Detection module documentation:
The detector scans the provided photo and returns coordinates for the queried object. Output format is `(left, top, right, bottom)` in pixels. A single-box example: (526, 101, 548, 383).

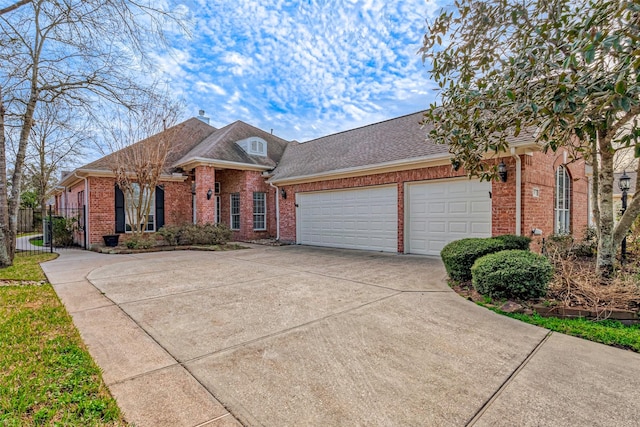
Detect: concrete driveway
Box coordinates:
(43, 245, 640, 426)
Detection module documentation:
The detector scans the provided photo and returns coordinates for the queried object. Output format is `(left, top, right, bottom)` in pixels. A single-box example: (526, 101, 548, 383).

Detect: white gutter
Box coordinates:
(268, 182, 280, 240)
(176, 157, 272, 172)
(511, 147, 522, 236)
(269, 142, 541, 186)
(73, 172, 90, 248)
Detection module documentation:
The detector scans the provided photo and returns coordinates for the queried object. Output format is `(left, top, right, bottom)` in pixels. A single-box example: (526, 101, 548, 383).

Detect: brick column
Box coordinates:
(195, 165, 216, 224)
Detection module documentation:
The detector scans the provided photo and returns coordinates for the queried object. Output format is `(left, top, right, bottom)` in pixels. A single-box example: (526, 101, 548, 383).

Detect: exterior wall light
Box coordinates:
(281, 188, 287, 199)
(207, 188, 213, 200)
(498, 161, 508, 182)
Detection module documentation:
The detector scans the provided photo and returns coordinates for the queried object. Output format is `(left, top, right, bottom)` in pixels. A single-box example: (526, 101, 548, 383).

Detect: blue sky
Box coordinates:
(157, 0, 443, 142)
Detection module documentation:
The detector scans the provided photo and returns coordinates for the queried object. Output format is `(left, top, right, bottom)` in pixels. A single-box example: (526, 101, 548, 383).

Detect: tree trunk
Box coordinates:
(0, 85, 12, 267)
(596, 131, 616, 277)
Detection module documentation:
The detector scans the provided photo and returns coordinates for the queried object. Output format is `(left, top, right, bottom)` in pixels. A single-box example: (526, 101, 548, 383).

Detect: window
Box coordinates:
(77, 190, 84, 208)
(236, 137, 267, 157)
(555, 166, 571, 234)
(253, 192, 266, 230)
(215, 195, 221, 224)
(125, 183, 155, 232)
(214, 182, 221, 194)
(251, 139, 264, 155)
(230, 193, 240, 230)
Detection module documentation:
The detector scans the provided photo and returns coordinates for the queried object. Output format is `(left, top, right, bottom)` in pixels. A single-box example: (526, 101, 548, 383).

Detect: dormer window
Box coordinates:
(237, 137, 267, 157)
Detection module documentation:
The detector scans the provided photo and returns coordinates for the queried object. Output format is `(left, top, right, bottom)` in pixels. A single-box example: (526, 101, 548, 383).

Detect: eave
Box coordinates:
(57, 168, 189, 188)
(269, 143, 539, 186)
(174, 157, 273, 172)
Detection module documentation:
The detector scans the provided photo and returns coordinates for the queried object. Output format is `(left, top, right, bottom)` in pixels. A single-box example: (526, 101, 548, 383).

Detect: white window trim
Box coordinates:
(230, 193, 240, 230)
(215, 195, 221, 225)
(253, 192, 267, 231)
(125, 183, 155, 233)
(555, 166, 571, 234)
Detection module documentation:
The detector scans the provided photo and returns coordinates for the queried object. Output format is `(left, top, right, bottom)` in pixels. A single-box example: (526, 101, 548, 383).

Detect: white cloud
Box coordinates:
(159, 0, 445, 141)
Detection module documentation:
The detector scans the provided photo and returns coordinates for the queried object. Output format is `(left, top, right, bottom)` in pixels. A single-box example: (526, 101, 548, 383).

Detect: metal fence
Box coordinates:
(16, 206, 86, 254)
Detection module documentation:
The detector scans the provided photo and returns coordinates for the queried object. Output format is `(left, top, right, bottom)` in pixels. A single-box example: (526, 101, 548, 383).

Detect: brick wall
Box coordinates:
(194, 165, 216, 224)
(522, 149, 588, 251)
(278, 152, 588, 253)
(83, 177, 192, 246)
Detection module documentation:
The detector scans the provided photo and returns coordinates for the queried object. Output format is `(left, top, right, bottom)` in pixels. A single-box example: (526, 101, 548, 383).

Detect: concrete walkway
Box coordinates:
(42, 246, 640, 426)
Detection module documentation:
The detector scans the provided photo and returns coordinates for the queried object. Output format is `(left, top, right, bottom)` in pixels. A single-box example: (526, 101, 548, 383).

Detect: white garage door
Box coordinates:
(407, 179, 492, 256)
(296, 186, 398, 252)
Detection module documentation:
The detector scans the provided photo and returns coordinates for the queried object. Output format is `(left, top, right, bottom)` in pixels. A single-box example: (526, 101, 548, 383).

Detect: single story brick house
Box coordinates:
(56, 111, 589, 254)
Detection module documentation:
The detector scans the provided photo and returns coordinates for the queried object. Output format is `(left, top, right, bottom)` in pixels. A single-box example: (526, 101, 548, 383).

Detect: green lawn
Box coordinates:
(492, 309, 640, 352)
(0, 253, 126, 426)
(29, 237, 44, 247)
(0, 252, 57, 281)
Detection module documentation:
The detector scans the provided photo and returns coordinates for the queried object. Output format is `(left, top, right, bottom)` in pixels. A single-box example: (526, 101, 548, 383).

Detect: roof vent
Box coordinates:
(196, 110, 210, 125)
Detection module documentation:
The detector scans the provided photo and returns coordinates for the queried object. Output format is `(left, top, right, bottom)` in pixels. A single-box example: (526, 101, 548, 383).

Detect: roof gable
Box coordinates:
(81, 117, 217, 174)
(173, 120, 289, 169)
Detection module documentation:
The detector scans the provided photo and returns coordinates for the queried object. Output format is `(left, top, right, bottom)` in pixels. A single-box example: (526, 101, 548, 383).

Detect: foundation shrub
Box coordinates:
(493, 234, 532, 250)
(471, 250, 553, 300)
(157, 223, 232, 246)
(125, 234, 155, 249)
(441, 238, 507, 282)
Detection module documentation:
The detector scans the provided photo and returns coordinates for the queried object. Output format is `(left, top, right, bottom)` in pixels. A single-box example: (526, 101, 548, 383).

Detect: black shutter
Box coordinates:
(155, 185, 164, 230)
(115, 185, 125, 233)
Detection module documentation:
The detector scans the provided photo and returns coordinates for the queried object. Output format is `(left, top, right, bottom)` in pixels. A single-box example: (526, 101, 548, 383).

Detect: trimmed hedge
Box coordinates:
(493, 234, 531, 250)
(471, 250, 553, 300)
(157, 223, 232, 246)
(440, 238, 506, 282)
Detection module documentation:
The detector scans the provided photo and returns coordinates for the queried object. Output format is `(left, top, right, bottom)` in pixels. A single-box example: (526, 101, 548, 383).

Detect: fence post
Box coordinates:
(48, 205, 53, 254)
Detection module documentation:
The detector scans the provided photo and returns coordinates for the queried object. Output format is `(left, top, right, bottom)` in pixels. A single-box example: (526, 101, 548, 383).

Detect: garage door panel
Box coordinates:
(408, 179, 492, 256)
(297, 186, 398, 252)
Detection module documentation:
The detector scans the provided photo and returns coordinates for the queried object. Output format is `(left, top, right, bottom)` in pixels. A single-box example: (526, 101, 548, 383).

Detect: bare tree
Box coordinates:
(102, 94, 182, 237)
(21, 101, 89, 214)
(0, 0, 186, 266)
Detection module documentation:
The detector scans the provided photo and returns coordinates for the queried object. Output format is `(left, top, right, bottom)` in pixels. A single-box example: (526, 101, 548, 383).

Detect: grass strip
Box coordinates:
(490, 308, 640, 352)
(0, 254, 126, 426)
(0, 252, 58, 281)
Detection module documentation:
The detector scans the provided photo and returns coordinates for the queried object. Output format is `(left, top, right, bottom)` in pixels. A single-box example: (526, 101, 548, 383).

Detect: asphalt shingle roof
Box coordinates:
(82, 118, 218, 173)
(269, 110, 538, 181)
(175, 120, 289, 168)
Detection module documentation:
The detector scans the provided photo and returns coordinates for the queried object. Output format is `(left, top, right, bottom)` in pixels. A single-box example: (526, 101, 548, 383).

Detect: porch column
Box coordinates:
(194, 165, 216, 224)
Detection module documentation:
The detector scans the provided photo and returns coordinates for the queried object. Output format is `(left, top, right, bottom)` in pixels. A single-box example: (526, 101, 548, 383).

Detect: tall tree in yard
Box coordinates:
(421, 0, 640, 276)
(102, 94, 182, 237)
(23, 101, 89, 214)
(0, 0, 185, 266)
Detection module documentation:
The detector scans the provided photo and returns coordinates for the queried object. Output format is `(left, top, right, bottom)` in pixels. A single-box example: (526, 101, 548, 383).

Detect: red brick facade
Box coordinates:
(66, 168, 278, 247)
(278, 149, 589, 253)
(61, 148, 588, 252)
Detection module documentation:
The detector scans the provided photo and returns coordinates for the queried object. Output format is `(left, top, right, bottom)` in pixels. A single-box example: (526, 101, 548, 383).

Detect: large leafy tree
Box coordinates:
(420, 0, 640, 276)
(0, 0, 185, 266)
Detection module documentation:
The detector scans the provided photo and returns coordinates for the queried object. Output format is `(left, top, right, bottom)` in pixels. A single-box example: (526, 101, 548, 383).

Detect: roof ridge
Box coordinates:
(299, 110, 427, 145)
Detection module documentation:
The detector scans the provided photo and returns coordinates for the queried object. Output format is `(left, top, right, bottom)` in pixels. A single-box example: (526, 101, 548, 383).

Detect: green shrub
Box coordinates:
(573, 227, 597, 257)
(125, 234, 155, 249)
(441, 238, 506, 282)
(157, 223, 232, 246)
(51, 216, 77, 247)
(156, 224, 180, 245)
(493, 234, 531, 250)
(471, 250, 553, 300)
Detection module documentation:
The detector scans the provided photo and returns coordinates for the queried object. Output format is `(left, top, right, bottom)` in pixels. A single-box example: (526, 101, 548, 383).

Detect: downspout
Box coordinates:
(510, 147, 522, 236)
(73, 172, 89, 248)
(268, 182, 280, 241)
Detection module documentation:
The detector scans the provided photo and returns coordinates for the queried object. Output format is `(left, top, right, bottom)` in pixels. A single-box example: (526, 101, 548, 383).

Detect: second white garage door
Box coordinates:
(296, 186, 397, 252)
(407, 178, 492, 256)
